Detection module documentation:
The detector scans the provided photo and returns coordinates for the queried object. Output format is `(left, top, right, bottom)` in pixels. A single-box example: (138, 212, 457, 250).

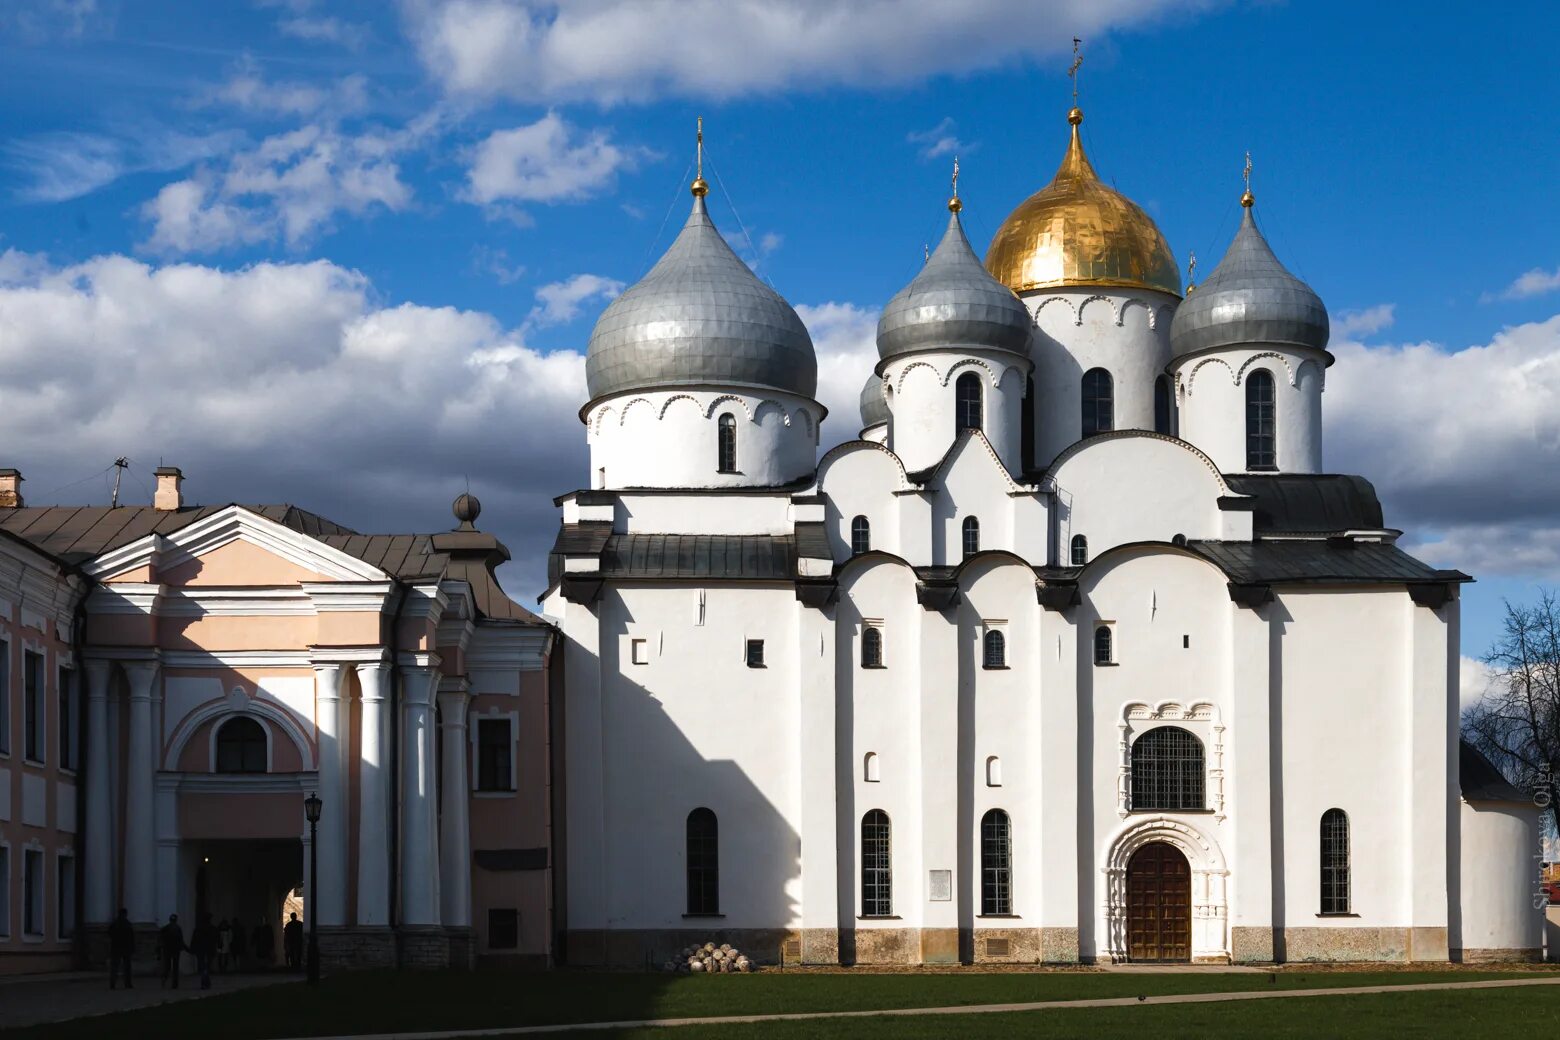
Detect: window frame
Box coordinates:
(1081, 367, 1114, 437)
(685, 807, 720, 916)
(1320, 808, 1352, 915)
(745, 639, 766, 668)
(0, 637, 10, 757)
(57, 664, 77, 772)
(1245, 369, 1277, 471)
(56, 851, 76, 941)
(717, 413, 738, 474)
(22, 847, 43, 938)
(850, 515, 871, 556)
(1093, 624, 1114, 666)
(860, 809, 893, 918)
(961, 516, 980, 559)
(1070, 534, 1088, 567)
(0, 843, 9, 937)
(980, 809, 1013, 916)
(487, 907, 519, 950)
(214, 715, 268, 774)
(1154, 374, 1174, 435)
(475, 716, 516, 793)
(860, 625, 885, 669)
(982, 628, 1007, 670)
(23, 648, 44, 764)
(1129, 725, 1207, 812)
(955, 372, 983, 433)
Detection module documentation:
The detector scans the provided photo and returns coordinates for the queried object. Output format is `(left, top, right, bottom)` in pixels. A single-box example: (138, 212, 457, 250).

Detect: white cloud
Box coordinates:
(797, 302, 881, 445)
(463, 113, 634, 206)
(1, 0, 113, 43)
(1459, 655, 1493, 710)
(277, 14, 371, 49)
(530, 273, 625, 325)
(400, 0, 1218, 104)
(210, 55, 369, 118)
(1331, 303, 1395, 338)
(1484, 266, 1560, 303)
(4, 129, 242, 203)
(908, 118, 966, 160)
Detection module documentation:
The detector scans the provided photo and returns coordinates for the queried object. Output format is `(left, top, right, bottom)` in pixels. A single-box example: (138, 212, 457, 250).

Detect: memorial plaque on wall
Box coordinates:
(928, 869, 952, 901)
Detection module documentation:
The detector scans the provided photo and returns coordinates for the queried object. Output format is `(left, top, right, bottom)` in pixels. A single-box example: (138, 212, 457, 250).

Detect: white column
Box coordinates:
(1036, 609, 1079, 962)
(1406, 594, 1453, 960)
(121, 660, 159, 924)
(356, 662, 392, 927)
(310, 662, 348, 927)
(918, 602, 958, 962)
(437, 682, 472, 928)
(83, 659, 116, 925)
(796, 601, 838, 963)
(399, 660, 442, 926)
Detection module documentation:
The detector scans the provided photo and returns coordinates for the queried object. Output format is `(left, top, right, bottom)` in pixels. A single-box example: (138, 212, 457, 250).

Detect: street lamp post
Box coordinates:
(304, 791, 322, 985)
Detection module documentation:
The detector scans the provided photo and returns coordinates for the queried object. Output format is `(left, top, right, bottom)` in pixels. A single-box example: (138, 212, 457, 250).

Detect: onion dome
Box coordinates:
(984, 108, 1180, 297)
(1169, 193, 1330, 359)
(877, 206, 1032, 363)
(584, 193, 817, 404)
(859, 373, 889, 429)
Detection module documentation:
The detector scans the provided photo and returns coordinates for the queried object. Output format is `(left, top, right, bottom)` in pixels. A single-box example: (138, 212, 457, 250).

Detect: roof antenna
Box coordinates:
(110, 457, 129, 509)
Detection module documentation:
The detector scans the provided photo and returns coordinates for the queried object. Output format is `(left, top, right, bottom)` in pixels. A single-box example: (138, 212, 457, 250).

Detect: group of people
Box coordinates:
(107, 908, 308, 989)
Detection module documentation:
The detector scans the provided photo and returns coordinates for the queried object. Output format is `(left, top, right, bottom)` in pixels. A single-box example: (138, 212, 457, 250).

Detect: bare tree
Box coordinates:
(1462, 589, 1560, 835)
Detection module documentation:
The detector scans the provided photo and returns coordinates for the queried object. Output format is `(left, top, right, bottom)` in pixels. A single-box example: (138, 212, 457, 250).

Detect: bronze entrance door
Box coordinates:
(1126, 841, 1191, 962)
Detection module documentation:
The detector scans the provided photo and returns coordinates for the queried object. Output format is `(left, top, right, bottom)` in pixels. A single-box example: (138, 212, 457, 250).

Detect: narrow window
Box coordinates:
(861, 809, 892, 916)
(1320, 808, 1351, 914)
(1246, 370, 1277, 470)
(58, 666, 75, 770)
(1070, 534, 1088, 567)
(717, 413, 738, 473)
(630, 638, 649, 665)
(985, 755, 1002, 787)
(23, 650, 43, 762)
(863, 752, 880, 783)
(851, 515, 871, 555)
(686, 808, 719, 915)
(215, 716, 267, 774)
(1154, 374, 1173, 435)
(955, 372, 983, 433)
(57, 854, 76, 939)
(0, 847, 9, 936)
(477, 718, 514, 792)
(0, 639, 10, 756)
(1093, 625, 1113, 665)
(1021, 375, 1036, 473)
(981, 809, 1013, 915)
(1081, 368, 1114, 437)
(23, 849, 43, 936)
(861, 627, 884, 669)
(983, 630, 1006, 669)
(1129, 726, 1206, 811)
(487, 908, 519, 949)
(962, 516, 980, 559)
(745, 639, 765, 668)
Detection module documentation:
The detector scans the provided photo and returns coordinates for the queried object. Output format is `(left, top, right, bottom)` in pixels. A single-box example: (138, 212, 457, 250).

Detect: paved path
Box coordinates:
(274, 975, 1560, 1040)
(0, 969, 293, 1030)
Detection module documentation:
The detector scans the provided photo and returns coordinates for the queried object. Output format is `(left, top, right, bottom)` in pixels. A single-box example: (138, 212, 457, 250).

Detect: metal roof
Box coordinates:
(1187, 539, 1463, 585)
(1223, 474, 1384, 533)
(1459, 741, 1532, 803)
(599, 533, 796, 580)
(0, 504, 353, 563)
(859, 372, 889, 429)
(584, 196, 817, 404)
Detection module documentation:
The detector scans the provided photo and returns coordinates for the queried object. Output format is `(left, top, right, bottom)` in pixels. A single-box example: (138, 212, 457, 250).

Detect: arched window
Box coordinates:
(861, 627, 884, 668)
(1081, 368, 1114, 437)
(962, 516, 980, 559)
(1320, 808, 1351, 914)
(851, 515, 871, 555)
(215, 716, 267, 774)
(861, 809, 892, 916)
(1130, 726, 1205, 811)
(1246, 370, 1276, 470)
(983, 630, 1006, 669)
(1093, 625, 1113, 665)
(863, 752, 880, 783)
(686, 808, 719, 915)
(1154, 375, 1173, 435)
(955, 372, 983, 433)
(1070, 534, 1088, 567)
(981, 809, 1012, 916)
(717, 413, 738, 473)
(1021, 375, 1036, 473)
(985, 755, 1002, 787)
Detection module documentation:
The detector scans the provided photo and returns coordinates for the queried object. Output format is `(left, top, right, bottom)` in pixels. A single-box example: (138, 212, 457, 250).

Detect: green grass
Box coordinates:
(8, 967, 1557, 1039)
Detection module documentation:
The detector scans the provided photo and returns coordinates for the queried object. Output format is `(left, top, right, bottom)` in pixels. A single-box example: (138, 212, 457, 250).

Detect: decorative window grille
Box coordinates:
(1246, 370, 1277, 470)
(962, 517, 980, 559)
(1094, 625, 1113, 665)
(861, 809, 892, 916)
(981, 809, 1012, 915)
(717, 413, 738, 473)
(1129, 726, 1206, 811)
(1082, 368, 1114, 436)
(851, 515, 871, 555)
(686, 808, 719, 915)
(215, 717, 267, 774)
(477, 718, 514, 792)
(1070, 534, 1088, 567)
(1320, 808, 1351, 914)
(861, 627, 884, 669)
(955, 373, 983, 432)
(983, 630, 1006, 669)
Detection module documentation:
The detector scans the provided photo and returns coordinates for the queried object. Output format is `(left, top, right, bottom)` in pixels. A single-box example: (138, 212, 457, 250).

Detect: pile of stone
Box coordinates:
(665, 942, 754, 973)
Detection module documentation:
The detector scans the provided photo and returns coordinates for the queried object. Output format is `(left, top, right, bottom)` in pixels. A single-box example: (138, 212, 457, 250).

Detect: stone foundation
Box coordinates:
(319, 927, 396, 970)
(565, 928, 794, 968)
(1452, 946, 1542, 964)
(1283, 926, 1410, 962)
(396, 925, 475, 970)
(972, 925, 1042, 964)
(1039, 926, 1079, 964)
(1231, 925, 1275, 963)
(848, 927, 919, 964)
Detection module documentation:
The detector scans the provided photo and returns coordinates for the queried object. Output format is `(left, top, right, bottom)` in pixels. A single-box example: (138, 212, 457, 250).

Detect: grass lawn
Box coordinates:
(8, 966, 1557, 1039)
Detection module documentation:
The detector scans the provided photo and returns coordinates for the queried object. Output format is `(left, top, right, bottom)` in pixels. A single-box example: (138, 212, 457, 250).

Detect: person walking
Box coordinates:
(190, 913, 219, 990)
(216, 918, 232, 972)
(228, 917, 244, 972)
(283, 912, 304, 971)
(108, 908, 135, 989)
(157, 914, 186, 989)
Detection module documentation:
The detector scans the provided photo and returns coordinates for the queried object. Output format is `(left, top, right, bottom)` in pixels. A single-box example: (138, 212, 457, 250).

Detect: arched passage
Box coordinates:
(1126, 842, 1190, 962)
(1103, 815, 1228, 962)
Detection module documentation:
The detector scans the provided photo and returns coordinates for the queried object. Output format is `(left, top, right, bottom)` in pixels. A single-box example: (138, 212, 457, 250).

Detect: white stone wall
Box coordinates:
(881, 350, 1029, 476)
(1172, 348, 1328, 475)
(1458, 799, 1543, 956)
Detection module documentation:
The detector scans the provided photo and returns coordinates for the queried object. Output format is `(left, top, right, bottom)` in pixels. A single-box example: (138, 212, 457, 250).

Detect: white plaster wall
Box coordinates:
(862, 423, 888, 445)
(931, 437, 1022, 567)
(1458, 800, 1542, 953)
(1027, 288, 1179, 469)
(883, 350, 1028, 476)
(817, 446, 908, 560)
(614, 493, 797, 536)
(587, 389, 821, 490)
(1173, 349, 1328, 475)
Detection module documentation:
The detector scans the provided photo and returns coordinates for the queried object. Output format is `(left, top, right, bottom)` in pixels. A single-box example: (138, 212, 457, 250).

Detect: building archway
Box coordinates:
(1126, 842, 1190, 962)
(1103, 815, 1228, 962)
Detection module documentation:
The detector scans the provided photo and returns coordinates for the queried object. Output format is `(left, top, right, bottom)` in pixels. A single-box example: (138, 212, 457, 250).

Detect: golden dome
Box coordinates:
(984, 109, 1181, 297)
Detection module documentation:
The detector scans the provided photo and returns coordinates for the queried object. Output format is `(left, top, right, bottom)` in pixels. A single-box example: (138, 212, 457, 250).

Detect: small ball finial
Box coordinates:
(1068, 107, 1083, 126)
(691, 177, 709, 198)
(947, 196, 962, 213)
(452, 491, 482, 529)
(1240, 190, 1255, 208)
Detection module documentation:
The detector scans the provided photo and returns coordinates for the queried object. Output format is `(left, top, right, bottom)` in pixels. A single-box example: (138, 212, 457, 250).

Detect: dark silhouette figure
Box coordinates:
(157, 914, 186, 989)
(251, 917, 274, 965)
(283, 912, 304, 971)
(216, 918, 233, 972)
(108, 908, 135, 989)
(228, 917, 244, 971)
(190, 913, 219, 990)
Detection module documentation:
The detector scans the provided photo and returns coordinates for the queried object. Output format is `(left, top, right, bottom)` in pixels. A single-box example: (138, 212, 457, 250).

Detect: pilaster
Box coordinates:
(83, 658, 116, 924)
(1229, 600, 1274, 962)
(437, 679, 472, 928)
(399, 653, 442, 926)
(356, 660, 393, 927)
(309, 660, 349, 927)
(121, 658, 160, 924)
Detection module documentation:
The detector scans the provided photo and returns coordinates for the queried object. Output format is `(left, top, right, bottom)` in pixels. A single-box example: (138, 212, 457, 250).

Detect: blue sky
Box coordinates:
(2, 0, 1558, 667)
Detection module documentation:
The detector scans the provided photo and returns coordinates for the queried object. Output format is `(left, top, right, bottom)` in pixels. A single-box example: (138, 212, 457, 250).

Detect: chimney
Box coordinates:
(154, 466, 184, 511)
(0, 469, 22, 508)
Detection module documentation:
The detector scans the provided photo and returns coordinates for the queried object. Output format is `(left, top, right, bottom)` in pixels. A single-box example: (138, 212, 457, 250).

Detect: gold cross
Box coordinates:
(697, 116, 704, 181)
(952, 155, 960, 198)
(1068, 37, 1083, 103)
(1243, 151, 1252, 194)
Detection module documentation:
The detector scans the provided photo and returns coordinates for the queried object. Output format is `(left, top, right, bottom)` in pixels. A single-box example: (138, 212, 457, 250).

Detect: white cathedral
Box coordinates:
(541, 107, 1543, 965)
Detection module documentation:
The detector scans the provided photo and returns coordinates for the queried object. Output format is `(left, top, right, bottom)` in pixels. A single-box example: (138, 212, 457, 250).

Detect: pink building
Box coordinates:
(0, 467, 555, 972)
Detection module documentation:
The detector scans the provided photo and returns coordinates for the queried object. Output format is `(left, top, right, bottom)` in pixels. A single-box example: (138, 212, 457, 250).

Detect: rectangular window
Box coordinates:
(57, 855, 76, 940)
(487, 908, 519, 950)
(630, 638, 649, 665)
(23, 650, 44, 763)
(745, 639, 765, 668)
(0, 638, 9, 756)
(0, 846, 10, 936)
(23, 848, 44, 936)
(58, 666, 76, 770)
(476, 718, 514, 792)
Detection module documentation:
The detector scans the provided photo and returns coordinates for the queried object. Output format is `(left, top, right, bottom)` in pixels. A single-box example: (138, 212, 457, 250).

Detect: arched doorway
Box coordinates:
(1126, 841, 1190, 962)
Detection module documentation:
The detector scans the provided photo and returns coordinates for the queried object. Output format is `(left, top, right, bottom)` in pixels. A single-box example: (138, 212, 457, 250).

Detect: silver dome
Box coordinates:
(859, 372, 889, 429)
(877, 210, 1032, 363)
(585, 196, 817, 404)
(1170, 204, 1329, 359)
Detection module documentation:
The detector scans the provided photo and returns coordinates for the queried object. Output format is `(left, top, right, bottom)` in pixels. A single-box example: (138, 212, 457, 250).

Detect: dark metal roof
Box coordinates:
(600, 533, 795, 580)
(1187, 539, 1466, 585)
(1223, 474, 1385, 533)
(860, 372, 890, 428)
(795, 521, 830, 561)
(1459, 740, 1532, 803)
(0, 504, 355, 563)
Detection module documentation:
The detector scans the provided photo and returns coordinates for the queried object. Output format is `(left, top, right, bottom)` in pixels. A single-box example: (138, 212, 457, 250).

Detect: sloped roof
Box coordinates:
(1223, 474, 1385, 533)
(1188, 539, 1465, 585)
(1459, 740, 1533, 804)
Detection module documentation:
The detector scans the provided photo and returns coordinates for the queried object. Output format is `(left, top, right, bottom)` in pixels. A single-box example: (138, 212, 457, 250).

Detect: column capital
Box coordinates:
(122, 659, 161, 700)
(355, 660, 392, 702)
(84, 657, 115, 696)
(400, 662, 441, 709)
(310, 660, 346, 702)
(437, 685, 471, 727)
(309, 645, 390, 665)
(397, 650, 442, 671)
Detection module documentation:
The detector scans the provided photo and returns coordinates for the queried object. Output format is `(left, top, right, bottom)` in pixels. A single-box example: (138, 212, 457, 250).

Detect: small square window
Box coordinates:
(630, 638, 649, 665)
(745, 639, 765, 668)
(487, 908, 519, 950)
